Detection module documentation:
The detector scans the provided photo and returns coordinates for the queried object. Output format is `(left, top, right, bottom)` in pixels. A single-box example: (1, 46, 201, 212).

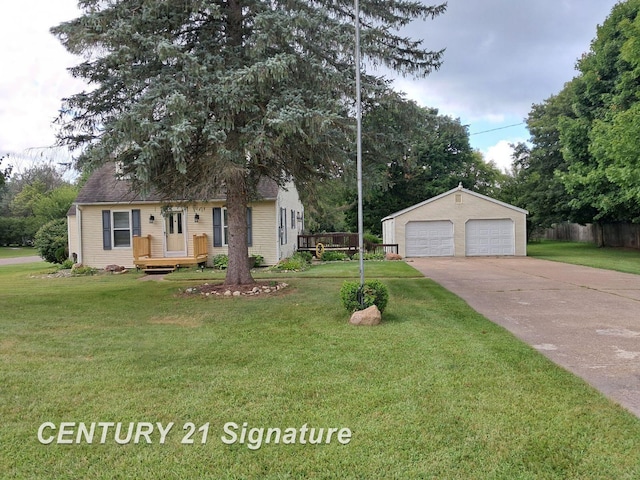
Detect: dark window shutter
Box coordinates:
(213, 208, 222, 247)
(247, 207, 252, 247)
(102, 210, 112, 250)
(132, 209, 141, 237)
(280, 208, 287, 245)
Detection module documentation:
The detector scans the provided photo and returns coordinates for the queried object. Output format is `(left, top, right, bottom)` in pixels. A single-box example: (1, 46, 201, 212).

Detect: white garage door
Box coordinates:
(405, 221, 454, 257)
(465, 219, 514, 256)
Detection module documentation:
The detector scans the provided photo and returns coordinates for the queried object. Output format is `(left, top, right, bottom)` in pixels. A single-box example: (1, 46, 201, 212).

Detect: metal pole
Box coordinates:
(355, 0, 365, 296)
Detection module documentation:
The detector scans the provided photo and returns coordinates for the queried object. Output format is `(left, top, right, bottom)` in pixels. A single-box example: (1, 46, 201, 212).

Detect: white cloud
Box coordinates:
(483, 140, 521, 173)
(0, 1, 85, 159)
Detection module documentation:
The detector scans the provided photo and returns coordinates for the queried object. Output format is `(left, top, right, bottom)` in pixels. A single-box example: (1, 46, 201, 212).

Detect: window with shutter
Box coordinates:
(213, 207, 253, 247)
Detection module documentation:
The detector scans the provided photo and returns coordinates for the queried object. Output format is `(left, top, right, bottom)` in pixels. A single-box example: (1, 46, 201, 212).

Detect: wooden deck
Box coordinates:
(133, 234, 208, 272)
(297, 233, 359, 256)
(297, 233, 398, 256)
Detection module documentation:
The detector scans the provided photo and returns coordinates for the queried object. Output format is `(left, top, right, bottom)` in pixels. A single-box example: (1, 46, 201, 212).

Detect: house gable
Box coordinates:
(382, 184, 528, 221)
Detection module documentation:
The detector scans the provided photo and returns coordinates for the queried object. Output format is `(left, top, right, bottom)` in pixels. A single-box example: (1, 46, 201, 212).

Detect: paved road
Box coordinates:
(0, 256, 43, 266)
(409, 257, 640, 417)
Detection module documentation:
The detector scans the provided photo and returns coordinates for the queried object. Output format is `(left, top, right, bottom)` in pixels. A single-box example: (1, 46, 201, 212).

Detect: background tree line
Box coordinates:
(502, 0, 640, 237)
(304, 92, 505, 236)
(6, 0, 639, 258)
(0, 159, 78, 246)
(311, 0, 640, 239)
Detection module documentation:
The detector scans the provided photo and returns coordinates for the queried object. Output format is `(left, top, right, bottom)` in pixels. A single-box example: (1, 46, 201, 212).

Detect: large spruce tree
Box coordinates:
(52, 0, 445, 284)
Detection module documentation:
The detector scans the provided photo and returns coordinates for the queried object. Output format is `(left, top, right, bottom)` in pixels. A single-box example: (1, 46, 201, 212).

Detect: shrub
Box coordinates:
(353, 252, 386, 261)
(34, 218, 68, 264)
(340, 279, 389, 313)
(273, 251, 312, 271)
(363, 232, 382, 245)
(60, 259, 74, 269)
(273, 256, 307, 271)
(251, 254, 264, 267)
(320, 251, 348, 262)
(212, 254, 229, 270)
(295, 250, 313, 263)
(72, 265, 97, 276)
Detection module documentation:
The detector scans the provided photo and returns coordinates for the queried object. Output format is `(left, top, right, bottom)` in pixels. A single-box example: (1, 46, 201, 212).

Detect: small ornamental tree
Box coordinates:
(34, 218, 68, 264)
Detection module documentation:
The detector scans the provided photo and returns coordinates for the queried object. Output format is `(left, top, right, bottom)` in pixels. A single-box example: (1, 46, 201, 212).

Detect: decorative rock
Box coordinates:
(349, 305, 382, 326)
(224, 290, 232, 296)
(233, 291, 241, 297)
(385, 253, 402, 261)
(105, 264, 126, 272)
(252, 287, 260, 293)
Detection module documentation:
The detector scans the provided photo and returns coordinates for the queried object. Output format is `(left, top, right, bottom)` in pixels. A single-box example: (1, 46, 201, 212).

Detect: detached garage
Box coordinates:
(382, 184, 528, 257)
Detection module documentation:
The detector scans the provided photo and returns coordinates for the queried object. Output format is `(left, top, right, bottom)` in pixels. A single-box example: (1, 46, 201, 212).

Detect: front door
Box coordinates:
(164, 209, 186, 256)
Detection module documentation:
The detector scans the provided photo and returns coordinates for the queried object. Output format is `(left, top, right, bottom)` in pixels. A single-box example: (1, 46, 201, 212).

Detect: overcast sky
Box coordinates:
(0, 0, 622, 175)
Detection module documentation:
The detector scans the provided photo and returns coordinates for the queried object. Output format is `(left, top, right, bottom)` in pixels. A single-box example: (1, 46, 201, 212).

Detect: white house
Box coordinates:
(67, 163, 304, 268)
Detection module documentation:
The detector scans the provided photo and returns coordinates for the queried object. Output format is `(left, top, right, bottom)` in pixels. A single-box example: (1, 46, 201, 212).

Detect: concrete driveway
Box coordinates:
(0, 256, 42, 266)
(409, 257, 640, 417)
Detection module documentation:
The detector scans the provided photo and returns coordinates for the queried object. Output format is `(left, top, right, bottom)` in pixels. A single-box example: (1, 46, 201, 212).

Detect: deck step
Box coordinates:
(143, 267, 176, 274)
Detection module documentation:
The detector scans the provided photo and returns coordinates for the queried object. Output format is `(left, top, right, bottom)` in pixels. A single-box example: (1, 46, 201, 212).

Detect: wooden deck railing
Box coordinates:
(133, 235, 152, 261)
(365, 243, 399, 255)
(133, 233, 208, 270)
(297, 233, 399, 257)
(193, 233, 208, 258)
(297, 233, 359, 253)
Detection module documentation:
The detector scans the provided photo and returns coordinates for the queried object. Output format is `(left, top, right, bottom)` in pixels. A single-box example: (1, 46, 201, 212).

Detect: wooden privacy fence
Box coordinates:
(540, 222, 640, 249)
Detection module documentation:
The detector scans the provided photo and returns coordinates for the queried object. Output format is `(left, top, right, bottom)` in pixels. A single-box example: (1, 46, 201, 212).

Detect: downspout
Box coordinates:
(76, 205, 83, 265)
(276, 202, 281, 261)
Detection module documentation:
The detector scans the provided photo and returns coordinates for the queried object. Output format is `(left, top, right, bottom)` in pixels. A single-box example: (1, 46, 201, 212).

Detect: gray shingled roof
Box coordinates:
(73, 163, 280, 205)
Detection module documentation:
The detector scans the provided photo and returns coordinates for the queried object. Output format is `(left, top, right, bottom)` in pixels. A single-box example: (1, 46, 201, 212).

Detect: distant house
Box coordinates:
(67, 163, 304, 269)
(382, 184, 528, 257)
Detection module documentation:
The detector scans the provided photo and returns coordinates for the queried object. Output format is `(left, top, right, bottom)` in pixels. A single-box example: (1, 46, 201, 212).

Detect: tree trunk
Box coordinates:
(224, 172, 255, 286)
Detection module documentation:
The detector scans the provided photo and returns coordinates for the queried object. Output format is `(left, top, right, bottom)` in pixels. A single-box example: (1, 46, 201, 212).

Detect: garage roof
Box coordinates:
(381, 184, 528, 221)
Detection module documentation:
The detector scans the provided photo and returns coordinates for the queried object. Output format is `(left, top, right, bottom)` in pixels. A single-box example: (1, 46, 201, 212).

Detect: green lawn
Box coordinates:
(168, 259, 422, 281)
(0, 246, 36, 259)
(2, 261, 640, 478)
(528, 240, 640, 275)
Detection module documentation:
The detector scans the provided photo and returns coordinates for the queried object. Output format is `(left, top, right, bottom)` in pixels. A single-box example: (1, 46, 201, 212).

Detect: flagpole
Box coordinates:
(355, 0, 365, 297)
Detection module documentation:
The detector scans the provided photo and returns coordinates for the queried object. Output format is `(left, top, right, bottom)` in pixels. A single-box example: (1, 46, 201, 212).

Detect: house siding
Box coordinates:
(207, 201, 280, 266)
(67, 164, 304, 269)
(383, 189, 527, 257)
(67, 211, 79, 262)
(70, 201, 286, 269)
(276, 180, 304, 260)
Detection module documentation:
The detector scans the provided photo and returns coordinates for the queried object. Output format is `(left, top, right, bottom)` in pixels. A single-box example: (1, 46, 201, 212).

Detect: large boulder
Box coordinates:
(349, 305, 382, 326)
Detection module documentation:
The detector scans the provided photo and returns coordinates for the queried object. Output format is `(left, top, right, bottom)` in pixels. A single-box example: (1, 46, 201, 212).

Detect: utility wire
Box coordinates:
(469, 122, 525, 136)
